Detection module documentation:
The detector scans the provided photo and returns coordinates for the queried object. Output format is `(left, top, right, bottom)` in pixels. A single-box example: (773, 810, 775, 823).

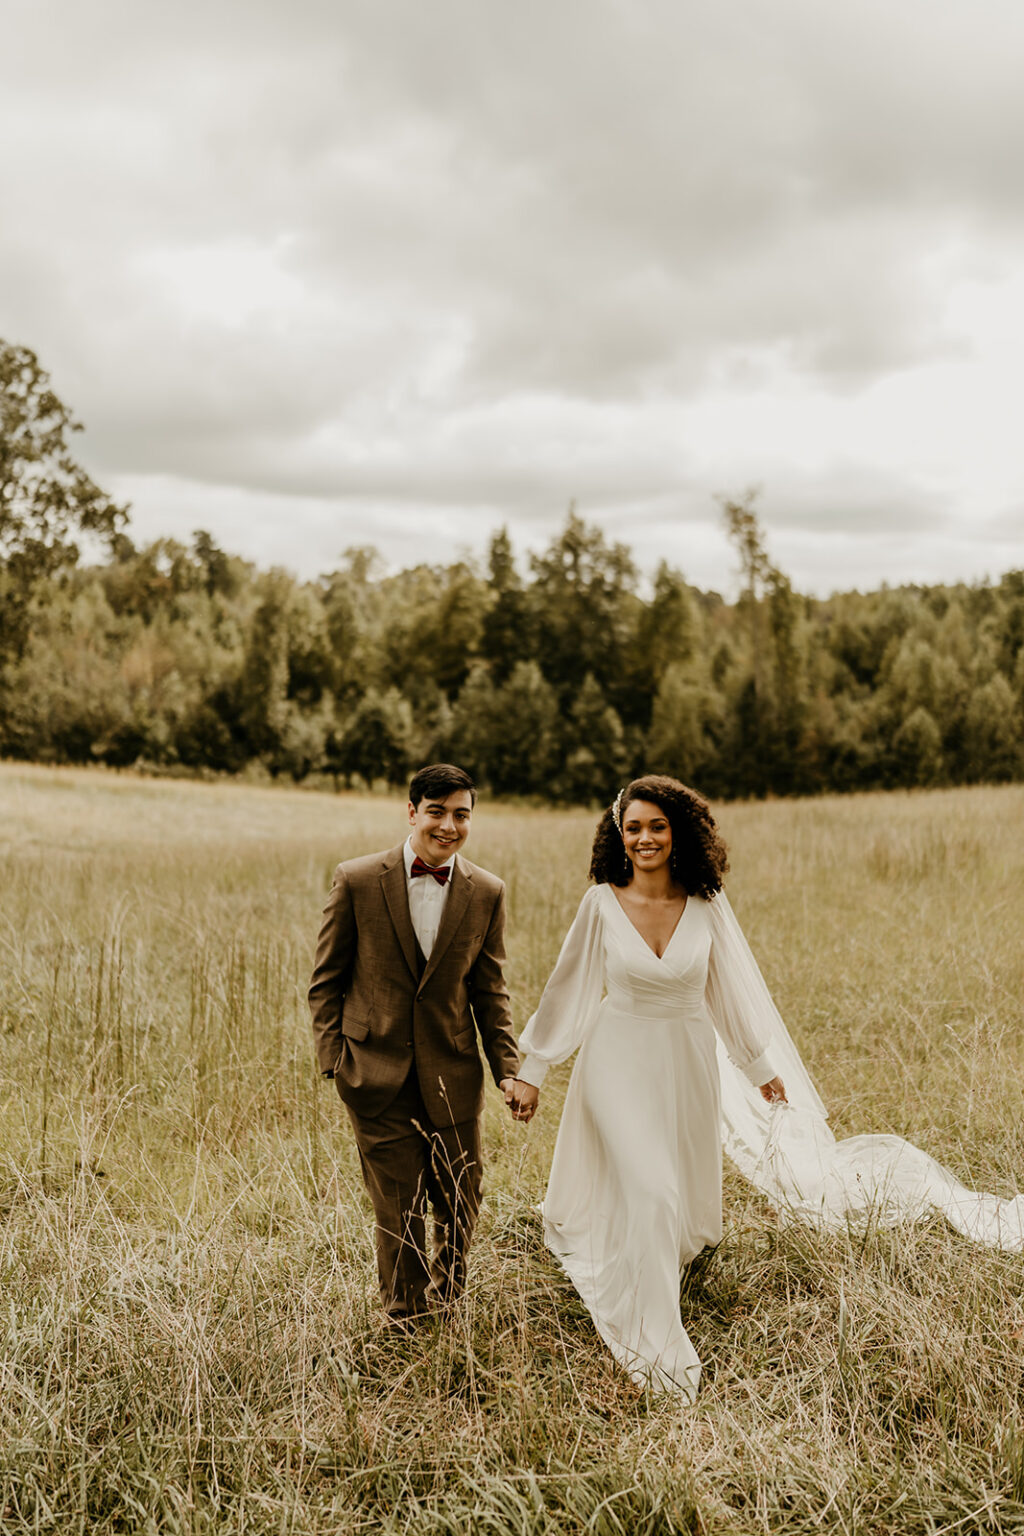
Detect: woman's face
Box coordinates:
(621, 799, 672, 874)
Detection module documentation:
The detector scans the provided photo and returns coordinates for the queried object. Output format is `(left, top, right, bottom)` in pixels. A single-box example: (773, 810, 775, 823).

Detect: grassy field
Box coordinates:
(1, 762, 1024, 1535)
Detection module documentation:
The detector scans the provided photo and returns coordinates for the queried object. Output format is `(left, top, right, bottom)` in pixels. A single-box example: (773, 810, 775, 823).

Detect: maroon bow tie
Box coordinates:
(411, 856, 451, 886)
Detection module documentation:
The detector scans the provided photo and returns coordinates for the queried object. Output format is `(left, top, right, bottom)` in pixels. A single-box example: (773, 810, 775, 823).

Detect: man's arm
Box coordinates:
(467, 883, 521, 1090)
(308, 866, 356, 1076)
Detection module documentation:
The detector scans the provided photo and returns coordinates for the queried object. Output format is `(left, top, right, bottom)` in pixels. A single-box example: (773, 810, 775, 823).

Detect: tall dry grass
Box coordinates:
(1, 763, 1023, 1533)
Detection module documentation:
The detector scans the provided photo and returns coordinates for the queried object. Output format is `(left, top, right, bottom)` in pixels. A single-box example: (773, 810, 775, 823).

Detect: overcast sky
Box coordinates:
(3, 0, 1023, 597)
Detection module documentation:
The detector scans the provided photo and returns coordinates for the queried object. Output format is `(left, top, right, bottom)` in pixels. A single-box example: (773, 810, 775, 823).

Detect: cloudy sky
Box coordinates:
(3, 0, 1023, 596)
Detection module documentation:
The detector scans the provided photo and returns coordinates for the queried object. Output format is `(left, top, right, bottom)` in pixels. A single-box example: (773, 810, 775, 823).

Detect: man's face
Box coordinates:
(407, 789, 473, 865)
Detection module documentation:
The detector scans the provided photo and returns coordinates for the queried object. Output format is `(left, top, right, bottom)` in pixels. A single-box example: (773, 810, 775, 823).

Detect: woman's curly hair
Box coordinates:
(589, 775, 729, 899)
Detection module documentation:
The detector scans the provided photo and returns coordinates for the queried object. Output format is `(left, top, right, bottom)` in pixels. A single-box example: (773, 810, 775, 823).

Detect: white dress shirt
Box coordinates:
(404, 835, 454, 959)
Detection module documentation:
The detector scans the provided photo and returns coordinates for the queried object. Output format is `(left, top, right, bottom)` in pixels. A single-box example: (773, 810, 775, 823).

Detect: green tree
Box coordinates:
(962, 673, 1020, 782)
(622, 561, 697, 731)
(338, 687, 415, 787)
(488, 662, 560, 796)
(830, 589, 923, 693)
(321, 546, 386, 707)
(719, 492, 777, 794)
(559, 673, 630, 803)
(1, 340, 127, 662)
(766, 570, 815, 793)
(376, 561, 488, 700)
(893, 705, 944, 786)
(192, 529, 238, 599)
(409, 685, 455, 766)
(635, 563, 695, 679)
(100, 536, 201, 622)
(0, 579, 134, 765)
(992, 570, 1024, 676)
(444, 663, 498, 785)
(646, 663, 723, 790)
(448, 660, 559, 796)
(235, 570, 335, 775)
(528, 510, 637, 701)
(284, 584, 334, 707)
(238, 571, 292, 765)
(420, 561, 489, 697)
(480, 526, 534, 684)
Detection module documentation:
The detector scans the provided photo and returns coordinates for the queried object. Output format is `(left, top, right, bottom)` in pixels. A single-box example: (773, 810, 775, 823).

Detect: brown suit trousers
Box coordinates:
(308, 844, 519, 1317)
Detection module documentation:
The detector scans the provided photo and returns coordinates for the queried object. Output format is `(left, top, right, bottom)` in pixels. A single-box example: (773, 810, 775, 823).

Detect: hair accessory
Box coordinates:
(611, 788, 625, 833)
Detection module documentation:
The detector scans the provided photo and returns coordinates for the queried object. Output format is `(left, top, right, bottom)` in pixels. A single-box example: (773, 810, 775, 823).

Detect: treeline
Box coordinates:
(1, 511, 1022, 800)
(2, 337, 1022, 800)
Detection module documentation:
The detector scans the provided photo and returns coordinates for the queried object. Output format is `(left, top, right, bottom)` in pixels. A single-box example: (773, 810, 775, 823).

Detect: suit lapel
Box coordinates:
(380, 846, 419, 981)
(418, 856, 473, 990)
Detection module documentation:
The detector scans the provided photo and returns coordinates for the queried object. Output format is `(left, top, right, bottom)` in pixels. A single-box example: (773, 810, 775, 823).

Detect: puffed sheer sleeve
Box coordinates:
(515, 885, 606, 1088)
(705, 889, 827, 1113)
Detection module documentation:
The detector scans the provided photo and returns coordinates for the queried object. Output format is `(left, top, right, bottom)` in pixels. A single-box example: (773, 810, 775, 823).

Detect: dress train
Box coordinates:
(516, 884, 1024, 1401)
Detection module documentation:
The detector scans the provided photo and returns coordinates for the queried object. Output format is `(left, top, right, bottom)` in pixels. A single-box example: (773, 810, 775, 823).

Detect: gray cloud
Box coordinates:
(980, 505, 1024, 544)
(742, 467, 953, 537)
(2, 0, 1024, 588)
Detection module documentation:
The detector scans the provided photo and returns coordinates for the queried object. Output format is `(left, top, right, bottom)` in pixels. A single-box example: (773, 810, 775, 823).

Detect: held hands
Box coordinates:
(503, 1073, 780, 1119)
(500, 1077, 539, 1123)
(758, 1075, 787, 1105)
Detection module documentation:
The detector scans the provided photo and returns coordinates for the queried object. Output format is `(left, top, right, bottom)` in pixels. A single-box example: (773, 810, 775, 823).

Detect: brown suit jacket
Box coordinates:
(308, 843, 520, 1127)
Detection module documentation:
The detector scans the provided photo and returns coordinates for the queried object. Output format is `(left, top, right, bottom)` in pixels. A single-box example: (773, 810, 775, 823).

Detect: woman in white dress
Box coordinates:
(513, 775, 785, 1400)
(511, 775, 1024, 1402)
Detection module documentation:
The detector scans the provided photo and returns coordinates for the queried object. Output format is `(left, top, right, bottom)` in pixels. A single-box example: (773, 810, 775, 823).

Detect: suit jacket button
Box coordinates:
(405, 1040, 413, 1048)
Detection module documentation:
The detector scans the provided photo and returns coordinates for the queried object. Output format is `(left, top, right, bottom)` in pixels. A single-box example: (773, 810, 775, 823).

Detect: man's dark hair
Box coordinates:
(408, 763, 477, 808)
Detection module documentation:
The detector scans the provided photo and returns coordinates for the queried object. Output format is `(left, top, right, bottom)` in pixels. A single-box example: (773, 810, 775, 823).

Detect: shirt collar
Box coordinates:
(404, 835, 455, 880)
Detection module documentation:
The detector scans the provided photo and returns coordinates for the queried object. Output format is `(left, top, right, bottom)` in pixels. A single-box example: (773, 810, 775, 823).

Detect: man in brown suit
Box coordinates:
(309, 762, 538, 1324)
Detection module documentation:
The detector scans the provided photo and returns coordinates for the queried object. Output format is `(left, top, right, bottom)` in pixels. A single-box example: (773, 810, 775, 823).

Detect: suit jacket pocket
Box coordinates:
(453, 1025, 476, 1052)
(341, 1013, 370, 1042)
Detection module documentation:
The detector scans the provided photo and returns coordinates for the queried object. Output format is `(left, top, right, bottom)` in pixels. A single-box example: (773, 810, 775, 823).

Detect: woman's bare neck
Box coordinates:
(622, 869, 685, 903)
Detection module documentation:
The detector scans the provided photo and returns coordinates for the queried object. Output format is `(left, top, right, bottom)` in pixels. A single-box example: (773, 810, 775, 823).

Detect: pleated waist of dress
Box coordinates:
(604, 979, 707, 1022)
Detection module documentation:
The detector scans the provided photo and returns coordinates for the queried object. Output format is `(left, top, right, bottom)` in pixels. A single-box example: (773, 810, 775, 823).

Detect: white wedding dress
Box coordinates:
(516, 882, 1024, 1402)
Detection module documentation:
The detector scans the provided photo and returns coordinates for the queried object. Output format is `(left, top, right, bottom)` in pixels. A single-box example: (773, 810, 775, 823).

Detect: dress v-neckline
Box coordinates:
(606, 885, 688, 962)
